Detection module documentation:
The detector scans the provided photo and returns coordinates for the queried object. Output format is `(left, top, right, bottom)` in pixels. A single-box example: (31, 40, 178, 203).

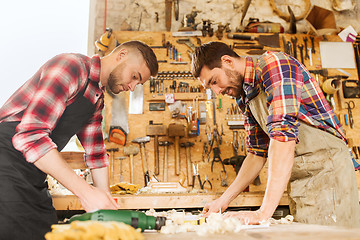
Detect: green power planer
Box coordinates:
(69, 209, 166, 232)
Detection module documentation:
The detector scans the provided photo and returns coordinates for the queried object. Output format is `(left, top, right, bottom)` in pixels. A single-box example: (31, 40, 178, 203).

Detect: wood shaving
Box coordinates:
(147, 209, 294, 236)
(268, 214, 294, 224)
(47, 175, 73, 195)
(48, 169, 91, 195)
(159, 212, 271, 236)
(146, 209, 185, 224)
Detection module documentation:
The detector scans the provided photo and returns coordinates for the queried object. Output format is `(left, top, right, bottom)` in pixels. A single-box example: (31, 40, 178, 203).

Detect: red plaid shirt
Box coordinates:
(0, 53, 109, 169)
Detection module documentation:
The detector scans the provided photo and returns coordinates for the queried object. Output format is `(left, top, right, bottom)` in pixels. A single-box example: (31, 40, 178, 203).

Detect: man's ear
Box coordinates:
(116, 48, 128, 62)
(220, 55, 234, 69)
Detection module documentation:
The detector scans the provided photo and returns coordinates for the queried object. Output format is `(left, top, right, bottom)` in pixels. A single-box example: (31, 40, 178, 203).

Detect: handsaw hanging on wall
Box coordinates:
(108, 92, 128, 146)
(174, 0, 179, 20)
(165, 0, 172, 31)
(165, 0, 180, 30)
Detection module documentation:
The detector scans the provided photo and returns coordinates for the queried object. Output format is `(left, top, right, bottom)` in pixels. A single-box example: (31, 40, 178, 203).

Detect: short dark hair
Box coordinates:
(118, 40, 159, 77)
(191, 41, 240, 78)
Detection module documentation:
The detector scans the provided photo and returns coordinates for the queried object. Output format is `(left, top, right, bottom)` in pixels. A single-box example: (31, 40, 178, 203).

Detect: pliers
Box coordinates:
(202, 142, 210, 162)
(232, 130, 239, 156)
(220, 170, 228, 187)
(205, 124, 213, 147)
(192, 163, 203, 189)
(202, 175, 212, 190)
(211, 147, 226, 172)
(239, 131, 246, 152)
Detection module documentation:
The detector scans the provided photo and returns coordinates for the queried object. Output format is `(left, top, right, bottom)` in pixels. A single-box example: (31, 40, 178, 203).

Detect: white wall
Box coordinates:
(0, 0, 90, 107)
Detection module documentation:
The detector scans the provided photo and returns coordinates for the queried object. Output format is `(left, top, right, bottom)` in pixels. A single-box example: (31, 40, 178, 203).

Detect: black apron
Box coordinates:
(0, 80, 96, 240)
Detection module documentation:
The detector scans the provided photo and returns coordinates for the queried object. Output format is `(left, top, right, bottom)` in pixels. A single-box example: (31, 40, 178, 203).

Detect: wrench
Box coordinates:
(287, 41, 293, 56)
(310, 36, 315, 54)
(298, 44, 304, 65)
(303, 37, 309, 60)
(290, 37, 298, 59)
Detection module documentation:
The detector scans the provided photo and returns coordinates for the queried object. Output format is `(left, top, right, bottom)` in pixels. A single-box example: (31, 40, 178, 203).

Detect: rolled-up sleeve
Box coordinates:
(12, 55, 79, 163)
(259, 53, 303, 142)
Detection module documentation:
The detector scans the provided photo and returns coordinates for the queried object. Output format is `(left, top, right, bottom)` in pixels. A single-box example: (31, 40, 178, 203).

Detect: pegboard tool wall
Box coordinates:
(103, 31, 360, 193)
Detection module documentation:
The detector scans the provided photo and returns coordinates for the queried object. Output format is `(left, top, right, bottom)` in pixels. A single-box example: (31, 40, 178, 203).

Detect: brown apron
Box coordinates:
(247, 90, 360, 228)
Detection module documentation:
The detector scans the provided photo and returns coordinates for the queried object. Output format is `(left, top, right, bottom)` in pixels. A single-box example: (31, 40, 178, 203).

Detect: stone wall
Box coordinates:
(90, 0, 360, 54)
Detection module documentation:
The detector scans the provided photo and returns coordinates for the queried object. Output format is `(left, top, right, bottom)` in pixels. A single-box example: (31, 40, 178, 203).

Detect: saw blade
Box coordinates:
(110, 92, 129, 134)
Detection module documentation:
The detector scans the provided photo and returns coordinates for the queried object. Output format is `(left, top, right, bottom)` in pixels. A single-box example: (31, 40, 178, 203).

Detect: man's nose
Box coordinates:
(211, 85, 222, 95)
(129, 81, 137, 92)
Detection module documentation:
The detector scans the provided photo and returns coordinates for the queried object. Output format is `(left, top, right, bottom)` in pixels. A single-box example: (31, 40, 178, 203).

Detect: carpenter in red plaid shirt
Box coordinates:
(0, 40, 158, 239)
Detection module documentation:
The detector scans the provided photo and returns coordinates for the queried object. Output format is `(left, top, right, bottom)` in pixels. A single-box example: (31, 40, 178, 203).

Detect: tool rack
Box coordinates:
(54, 31, 360, 211)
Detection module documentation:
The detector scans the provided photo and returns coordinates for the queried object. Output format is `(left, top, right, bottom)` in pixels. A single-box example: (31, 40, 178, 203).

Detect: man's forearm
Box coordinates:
(259, 139, 295, 218)
(34, 149, 92, 198)
(91, 167, 110, 192)
(221, 153, 266, 203)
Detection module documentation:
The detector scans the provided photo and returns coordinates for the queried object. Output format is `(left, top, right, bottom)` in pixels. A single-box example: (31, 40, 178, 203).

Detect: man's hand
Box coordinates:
(202, 153, 266, 218)
(78, 185, 118, 212)
(224, 209, 267, 225)
(202, 197, 230, 217)
(34, 149, 118, 212)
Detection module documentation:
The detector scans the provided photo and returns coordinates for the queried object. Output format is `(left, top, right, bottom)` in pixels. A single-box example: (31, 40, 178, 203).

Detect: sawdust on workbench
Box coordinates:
(145, 209, 294, 236)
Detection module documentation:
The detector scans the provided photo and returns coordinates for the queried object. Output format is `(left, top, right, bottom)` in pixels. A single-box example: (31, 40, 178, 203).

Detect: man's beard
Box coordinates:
(224, 68, 244, 98)
(107, 62, 126, 94)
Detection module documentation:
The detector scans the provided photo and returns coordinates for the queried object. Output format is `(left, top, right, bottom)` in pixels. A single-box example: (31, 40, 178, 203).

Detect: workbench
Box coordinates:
(142, 223, 360, 240)
(53, 31, 360, 212)
(52, 192, 288, 210)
